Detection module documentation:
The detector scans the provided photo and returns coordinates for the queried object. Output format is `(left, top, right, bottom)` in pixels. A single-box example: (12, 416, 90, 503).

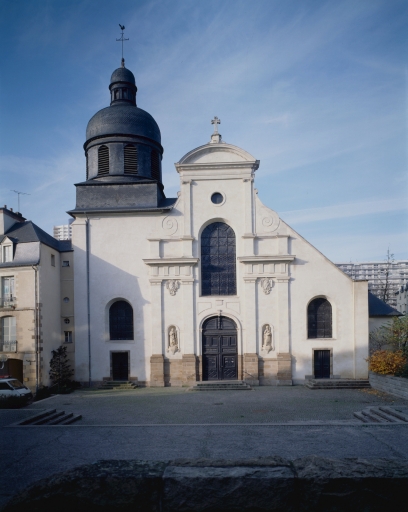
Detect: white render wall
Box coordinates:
(73, 140, 369, 385)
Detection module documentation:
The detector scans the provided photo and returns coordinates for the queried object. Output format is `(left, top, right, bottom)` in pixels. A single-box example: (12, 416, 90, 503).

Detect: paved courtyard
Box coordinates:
(4, 384, 408, 426)
(1, 385, 408, 508)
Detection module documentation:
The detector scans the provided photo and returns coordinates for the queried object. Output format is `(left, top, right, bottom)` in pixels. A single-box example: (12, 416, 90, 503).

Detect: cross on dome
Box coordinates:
(210, 116, 222, 144)
(211, 116, 221, 134)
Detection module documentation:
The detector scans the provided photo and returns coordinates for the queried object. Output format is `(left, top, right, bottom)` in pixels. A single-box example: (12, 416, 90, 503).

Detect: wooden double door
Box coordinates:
(202, 316, 238, 381)
(314, 350, 331, 379)
(111, 352, 129, 381)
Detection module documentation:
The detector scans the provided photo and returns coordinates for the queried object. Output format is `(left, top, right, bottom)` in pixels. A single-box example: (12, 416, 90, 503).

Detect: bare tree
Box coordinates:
(378, 248, 394, 305)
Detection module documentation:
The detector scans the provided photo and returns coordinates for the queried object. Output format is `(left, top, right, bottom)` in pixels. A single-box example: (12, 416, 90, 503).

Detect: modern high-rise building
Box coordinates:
(335, 261, 408, 308)
(53, 220, 73, 241)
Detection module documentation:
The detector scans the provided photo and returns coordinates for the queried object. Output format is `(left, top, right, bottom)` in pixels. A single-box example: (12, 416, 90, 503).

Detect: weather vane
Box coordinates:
(117, 24, 129, 66)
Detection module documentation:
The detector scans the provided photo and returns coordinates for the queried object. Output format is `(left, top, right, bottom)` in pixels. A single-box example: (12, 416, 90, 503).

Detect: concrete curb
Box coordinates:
(2, 457, 408, 511)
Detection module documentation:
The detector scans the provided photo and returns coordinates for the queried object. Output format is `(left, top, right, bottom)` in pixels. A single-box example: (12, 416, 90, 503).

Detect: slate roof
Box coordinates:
(368, 291, 402, 317)
(2, 221, 72, 252)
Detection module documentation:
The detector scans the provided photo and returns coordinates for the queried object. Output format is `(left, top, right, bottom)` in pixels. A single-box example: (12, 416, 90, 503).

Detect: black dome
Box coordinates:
(110, 67, 135, 85)
(86, 104, 161, 144)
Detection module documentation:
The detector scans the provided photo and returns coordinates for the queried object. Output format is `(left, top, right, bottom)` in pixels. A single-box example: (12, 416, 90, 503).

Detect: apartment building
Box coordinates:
(336, 260, 408, 307)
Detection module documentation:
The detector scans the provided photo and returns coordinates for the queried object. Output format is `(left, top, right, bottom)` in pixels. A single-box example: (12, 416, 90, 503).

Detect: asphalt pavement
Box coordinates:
(1, 385, 408, 508)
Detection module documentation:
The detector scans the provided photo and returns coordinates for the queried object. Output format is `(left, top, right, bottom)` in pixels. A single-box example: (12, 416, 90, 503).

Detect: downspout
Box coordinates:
(85, 215, 91, 387)
(32, 265, 39, 394)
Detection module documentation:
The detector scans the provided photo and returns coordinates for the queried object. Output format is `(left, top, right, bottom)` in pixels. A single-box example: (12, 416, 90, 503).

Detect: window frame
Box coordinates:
(307, 297, 333, 339)
(200, 221, 237, 297)
(109, 300, 134, 341)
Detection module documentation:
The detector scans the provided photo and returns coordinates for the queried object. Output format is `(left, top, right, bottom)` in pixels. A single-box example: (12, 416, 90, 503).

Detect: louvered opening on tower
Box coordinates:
(124, 144, 138, 175)
(151, 149, 160, 181)
(97, 145, 110, 176)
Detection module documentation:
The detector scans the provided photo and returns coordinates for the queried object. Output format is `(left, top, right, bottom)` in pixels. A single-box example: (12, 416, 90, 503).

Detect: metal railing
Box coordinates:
(0, 296, 16, 308)
(0, 341, 17, 353)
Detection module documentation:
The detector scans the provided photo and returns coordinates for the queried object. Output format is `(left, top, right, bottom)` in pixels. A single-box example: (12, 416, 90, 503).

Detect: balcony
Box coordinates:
(0, 296, 16, 309)
(0, 340, 17, 352)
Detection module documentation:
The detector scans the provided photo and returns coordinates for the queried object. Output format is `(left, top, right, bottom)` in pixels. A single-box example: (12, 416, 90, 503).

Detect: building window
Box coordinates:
(97, 145, 110, 176)
(124, 144, 138, 175)
(211, 192, 224, 205)
(201, 222, 236, 296)
(64, 331, 73, 343)
(1, 316, 16, 351)
(151, 149, 160, 181)
(109, 300, 133, 340)
(308, 298, 332, 338)
(2, 245, 12, 262)
(64, 318, 70, 324)
(62, 261, 70, 267)
(63, 297, 69, 303)
(51, 254, 55, 266)
(1, 277, 14, 302)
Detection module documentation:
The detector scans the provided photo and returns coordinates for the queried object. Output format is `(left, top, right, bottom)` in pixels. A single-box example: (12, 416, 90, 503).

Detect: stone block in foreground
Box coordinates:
(2, 456, 408, 512)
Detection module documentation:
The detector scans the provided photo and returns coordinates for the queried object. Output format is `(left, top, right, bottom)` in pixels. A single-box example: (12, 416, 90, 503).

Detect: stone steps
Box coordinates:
(97, 381, 139, 390)
(305, 379, 370, 390)
(17, 409, 82, 426)
(354, 406, 408, 424)
(191, 380, 252, 391)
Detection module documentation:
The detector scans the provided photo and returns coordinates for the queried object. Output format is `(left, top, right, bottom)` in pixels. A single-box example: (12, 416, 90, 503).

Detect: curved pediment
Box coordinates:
(178, 142, 256, 165)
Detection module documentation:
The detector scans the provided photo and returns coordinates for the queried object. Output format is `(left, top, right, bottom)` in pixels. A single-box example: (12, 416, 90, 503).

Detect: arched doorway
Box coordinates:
(202, 316, 237, 380)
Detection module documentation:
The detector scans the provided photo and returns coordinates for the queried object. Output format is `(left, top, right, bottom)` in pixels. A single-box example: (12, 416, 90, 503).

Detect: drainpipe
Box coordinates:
(85, 216, 91, 387)
(32, 265, 39, 394)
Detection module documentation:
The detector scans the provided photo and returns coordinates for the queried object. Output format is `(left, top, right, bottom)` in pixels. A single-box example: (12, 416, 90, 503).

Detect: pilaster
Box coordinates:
(276, 353, 292, 385)
(244, 353, 259, 386)
(182, 354, 198, 384)
(182, 280, 195, 354)
(150, 280, 163, 354)
(277, 277, 290, 353)
(150, 354, 165, 387)
(243, 277, 257, 354)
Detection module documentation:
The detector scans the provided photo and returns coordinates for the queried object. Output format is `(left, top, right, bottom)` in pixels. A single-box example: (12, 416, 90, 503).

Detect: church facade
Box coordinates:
(70, 62, 369, 387)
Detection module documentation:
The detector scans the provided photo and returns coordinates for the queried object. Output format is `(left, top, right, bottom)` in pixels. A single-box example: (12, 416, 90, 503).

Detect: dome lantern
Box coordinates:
(109, 59, 137, 106)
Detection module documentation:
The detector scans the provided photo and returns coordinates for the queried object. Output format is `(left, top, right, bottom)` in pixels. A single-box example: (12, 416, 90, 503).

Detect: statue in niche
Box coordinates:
(168, 326, 179, 355)
(263, 324, 273, 353)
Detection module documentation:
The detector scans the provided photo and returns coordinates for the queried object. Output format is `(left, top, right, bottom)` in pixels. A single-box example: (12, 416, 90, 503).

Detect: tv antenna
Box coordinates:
(117, 24, 129, 65)
(10, 190, 30, 213)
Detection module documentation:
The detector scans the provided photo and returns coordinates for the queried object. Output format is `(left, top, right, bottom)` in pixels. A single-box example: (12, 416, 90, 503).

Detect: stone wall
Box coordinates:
(4, 457, 408, 512)
(369, 372, 408, 399)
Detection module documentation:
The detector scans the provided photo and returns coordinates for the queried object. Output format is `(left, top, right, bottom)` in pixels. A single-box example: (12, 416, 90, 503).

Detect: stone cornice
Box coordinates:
(238, 255, 295, 263)
(143, 258, 199, 266)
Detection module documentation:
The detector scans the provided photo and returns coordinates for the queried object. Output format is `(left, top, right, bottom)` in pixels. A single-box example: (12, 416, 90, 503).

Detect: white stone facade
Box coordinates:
(73, 137, 369, 386)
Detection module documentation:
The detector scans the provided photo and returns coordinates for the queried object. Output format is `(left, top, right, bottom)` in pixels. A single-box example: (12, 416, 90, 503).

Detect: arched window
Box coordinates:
(308, 298, 332, 338)
(109, 301, 133, 340)
(1, 316, 16, 351)
(124, 144, 138, 175)
(151, 149, 160, 181)
(97, 145, 109, 176)
(201, 222, 236, 296)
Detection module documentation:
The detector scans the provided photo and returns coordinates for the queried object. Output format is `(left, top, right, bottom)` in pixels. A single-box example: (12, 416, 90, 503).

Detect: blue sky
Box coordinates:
(0, 0, 407, 262)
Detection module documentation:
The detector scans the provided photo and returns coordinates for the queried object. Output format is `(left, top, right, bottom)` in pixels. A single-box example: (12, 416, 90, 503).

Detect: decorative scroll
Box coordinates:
(262, 324, 274, 353)
(260, 277, 273, 295)
(162, 216, 178, 235)
(166, 280, 180, 296)
(168, 326, 179, 355)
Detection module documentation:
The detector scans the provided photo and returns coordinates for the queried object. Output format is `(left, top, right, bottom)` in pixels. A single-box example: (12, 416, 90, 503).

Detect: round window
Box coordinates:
(211, 192, 224, 205)
(64, 318, 70, 324)
(63, 297, 69, 303)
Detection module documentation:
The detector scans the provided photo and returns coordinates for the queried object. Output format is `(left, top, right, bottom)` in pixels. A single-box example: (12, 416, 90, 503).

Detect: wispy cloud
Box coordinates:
(280, 198, 407, 225)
